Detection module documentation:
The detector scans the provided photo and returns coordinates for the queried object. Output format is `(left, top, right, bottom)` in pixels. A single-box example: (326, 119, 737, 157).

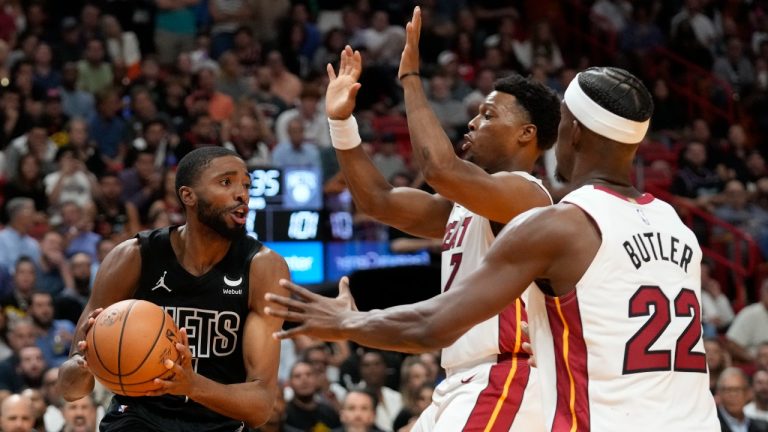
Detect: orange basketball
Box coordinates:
(85, 299, 181, 396)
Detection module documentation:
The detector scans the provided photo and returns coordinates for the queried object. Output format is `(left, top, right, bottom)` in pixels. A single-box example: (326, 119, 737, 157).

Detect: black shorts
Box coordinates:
(99, 399, 246, 432)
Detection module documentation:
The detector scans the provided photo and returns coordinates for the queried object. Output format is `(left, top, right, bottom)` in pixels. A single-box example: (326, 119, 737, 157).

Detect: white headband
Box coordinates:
(564, 74, 650, 144)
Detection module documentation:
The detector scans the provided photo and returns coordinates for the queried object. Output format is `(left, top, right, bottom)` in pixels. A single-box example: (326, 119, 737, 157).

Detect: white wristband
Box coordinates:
(328, 116, 362, 150)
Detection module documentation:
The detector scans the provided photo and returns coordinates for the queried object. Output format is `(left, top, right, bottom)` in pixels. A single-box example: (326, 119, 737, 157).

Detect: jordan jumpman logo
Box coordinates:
(151, 271, 171, 292)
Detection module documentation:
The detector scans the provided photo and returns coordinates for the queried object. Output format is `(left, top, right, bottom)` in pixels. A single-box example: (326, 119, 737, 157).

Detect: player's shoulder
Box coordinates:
(248, 245, 290, 280)
(492, 171, 552, 203)
(507, 202, 588, 233)
(104, 237, 141, 264)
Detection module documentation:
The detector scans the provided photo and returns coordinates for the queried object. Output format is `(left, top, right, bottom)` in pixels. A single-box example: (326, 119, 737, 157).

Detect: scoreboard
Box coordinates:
(247, 167, 431, 284)
(246, 167, 353, 243)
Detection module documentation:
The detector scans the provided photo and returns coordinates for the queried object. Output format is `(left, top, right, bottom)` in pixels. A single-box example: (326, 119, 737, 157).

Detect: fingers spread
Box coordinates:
(278, 279, 318, 301)
(263, 307, 308, 322)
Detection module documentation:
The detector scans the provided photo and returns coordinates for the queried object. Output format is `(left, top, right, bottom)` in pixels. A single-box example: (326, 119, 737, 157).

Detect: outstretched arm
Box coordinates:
(398, 7, 550, 223)
(326, 46, 452, 239)
(265, 205, 593, 352)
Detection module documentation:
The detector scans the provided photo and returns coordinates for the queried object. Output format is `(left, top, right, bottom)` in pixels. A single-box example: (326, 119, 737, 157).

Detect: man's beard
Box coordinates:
(31, 314, 52, 330)
(197, 196, 246, 240)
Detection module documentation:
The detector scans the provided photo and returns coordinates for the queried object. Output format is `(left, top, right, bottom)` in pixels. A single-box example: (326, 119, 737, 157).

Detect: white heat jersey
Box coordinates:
(440, 172, 551, 371)
(526, 185, 718, 431)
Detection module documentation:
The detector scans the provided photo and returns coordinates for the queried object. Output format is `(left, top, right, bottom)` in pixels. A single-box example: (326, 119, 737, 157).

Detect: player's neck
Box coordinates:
(172, 223, 232, 277)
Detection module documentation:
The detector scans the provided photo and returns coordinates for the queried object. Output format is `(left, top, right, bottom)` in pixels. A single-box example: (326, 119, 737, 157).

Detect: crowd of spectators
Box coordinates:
(0, 0, 766, 431)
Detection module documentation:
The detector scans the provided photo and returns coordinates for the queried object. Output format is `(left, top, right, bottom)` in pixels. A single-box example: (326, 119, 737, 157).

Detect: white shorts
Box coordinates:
(412, 356, 545, 432)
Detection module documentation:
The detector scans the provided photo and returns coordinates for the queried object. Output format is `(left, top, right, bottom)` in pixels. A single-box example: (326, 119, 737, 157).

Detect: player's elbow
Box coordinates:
(245, 412, 271, 429)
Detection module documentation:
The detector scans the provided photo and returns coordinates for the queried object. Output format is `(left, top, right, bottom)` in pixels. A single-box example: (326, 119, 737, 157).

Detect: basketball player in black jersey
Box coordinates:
(58, 147, 291, 432)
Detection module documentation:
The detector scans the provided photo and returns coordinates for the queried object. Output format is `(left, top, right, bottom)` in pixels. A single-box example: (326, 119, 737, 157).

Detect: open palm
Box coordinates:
(326, 45, 362, 120)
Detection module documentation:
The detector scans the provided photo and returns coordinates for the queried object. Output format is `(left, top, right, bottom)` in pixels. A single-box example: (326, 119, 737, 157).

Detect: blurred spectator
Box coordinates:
(58, 63, 96, 121)
(55, 18, 85, 66)
(271, 118, 321, 169)
(372, 134, 405, 182)
(0, 0, 16, 43)
(54, 252, 91, 325)
(0, 199, 40, 274)
(175, 114, 222, 160)
(358, 351, 401, 432)
(32, 43, 60, 93)
(285, 360, 341, 431)
(125, 87, 171, 142)
(0, 309, 11, 361)
(427, 75, 467, 143)
(57, 200, 101, 260)
(128, 119, 174, 170)
(1, 153, 48, 221)
(700, 261, 734, 337)
(215, 51, 249, 101)
(79, 4, 103, 43)
(512, 21, 564, 74)
(21, 387, 45, 432)
(60, 393, 98, 432)
(66, 118, 105, 179)
(334, 390, 380, 432)
(726, 281, 768, 363)
(619, 5, 663, 58)
(251, 65, 290, 124)
(0, 393, 34, 432)
(716, 367, 768, 431)
(713, 36, 756, 100)
(43, 89, 70, 136)
(590, 0, 632, 34)
(154, 0, 199, 67)
(275, 85, 330, 149)
(360, 10, 405, 67)
(1, 258, 37, 318)
(265, 50, 303, 107)
(6, 120, 57, 180)
(722, 124, 751, 183)
(118, 149, 162, 222)
(35, 231, 70, 297)
(393, 384, 433, 432)
(746, 369, 768, 422)
(435, 51, 472, 100)
(0, 345, 46, 396)
(671, 0, 718, 49)
(225, 113, 271, 169)
(462, 68, 496, 117)
(0, 86, 32, 146)
(649, 78, 686, 136)
(670, 141, 723, 209)
(76, 39, 113, 96)
(0, 319, 35, 384)
(94, 173, 140, 243)
(147, 168, 185, 228)
(102, 15, 141, 81)
(209, 0, 253, 59)
(232, 26, 261, 73)
(189, 67, 234, 122)
(28, 291, 73, 367)
(742, 151, 768, 189)
(313, 28, 347, 73)
(41, 367, 64, 432)
(669, 17, 714, 69)
(712, 179, 768, 257)
(87, 88, 127, 170)
(44, 146, 98, 210)
(304, 345, 347, 411)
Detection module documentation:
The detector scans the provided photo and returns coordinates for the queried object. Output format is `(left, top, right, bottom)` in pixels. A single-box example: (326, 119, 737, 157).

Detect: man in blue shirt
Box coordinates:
(272, 118, 321, 169)
(28, 292, 74, 368)
(0, 198, 41, 275)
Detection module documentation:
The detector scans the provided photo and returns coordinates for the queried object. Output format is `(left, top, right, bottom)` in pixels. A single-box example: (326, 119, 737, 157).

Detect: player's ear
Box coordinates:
(517, 124, 536, 145)
(179, 186, 196, 207)
(571, 120, 582, 150)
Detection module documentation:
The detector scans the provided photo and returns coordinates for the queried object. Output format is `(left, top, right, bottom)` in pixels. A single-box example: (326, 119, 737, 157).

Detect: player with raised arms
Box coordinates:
(58, 147, 290, 432)
(317, 6, 560, 432)
(265, 66, 720, 431)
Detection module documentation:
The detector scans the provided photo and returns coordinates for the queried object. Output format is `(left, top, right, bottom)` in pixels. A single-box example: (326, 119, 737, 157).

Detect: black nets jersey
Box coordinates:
(104, 226, 262, 432)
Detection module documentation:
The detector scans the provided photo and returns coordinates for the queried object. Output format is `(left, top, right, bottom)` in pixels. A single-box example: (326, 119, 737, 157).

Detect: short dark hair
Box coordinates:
(346, 389, 378, 410)
(493, 74, 560, 150)
(175, 146, 241, 203)
(576, 67, 654, 122)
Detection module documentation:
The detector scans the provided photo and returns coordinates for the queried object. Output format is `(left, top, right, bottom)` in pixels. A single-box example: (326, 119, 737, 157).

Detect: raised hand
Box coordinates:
(264, 276, 359, 341)
(398, 6, 422, 80)
(326, 46, 362, 120)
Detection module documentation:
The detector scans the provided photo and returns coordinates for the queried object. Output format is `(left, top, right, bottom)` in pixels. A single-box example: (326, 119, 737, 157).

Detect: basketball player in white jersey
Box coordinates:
(265, 66, 720, 431)
(310, 7, 559, 431)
